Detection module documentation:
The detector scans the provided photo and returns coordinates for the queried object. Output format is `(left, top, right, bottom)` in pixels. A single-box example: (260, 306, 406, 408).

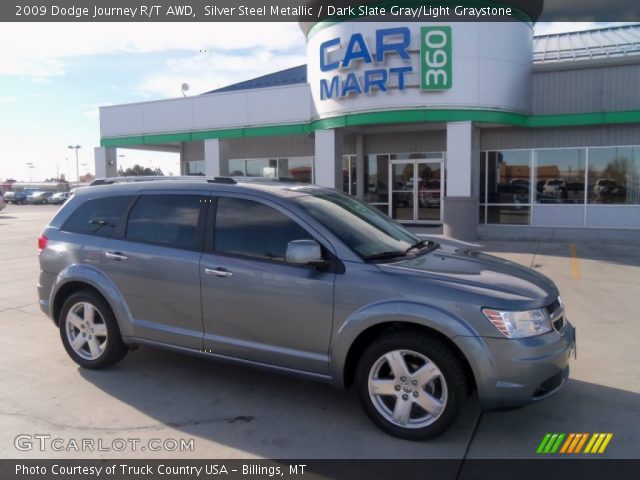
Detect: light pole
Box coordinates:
(26, 162, 34, 184)
(68, 145, 81, 184)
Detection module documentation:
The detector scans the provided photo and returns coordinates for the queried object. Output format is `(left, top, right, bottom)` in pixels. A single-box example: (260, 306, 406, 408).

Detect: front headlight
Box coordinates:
(482, 308, 551, 338)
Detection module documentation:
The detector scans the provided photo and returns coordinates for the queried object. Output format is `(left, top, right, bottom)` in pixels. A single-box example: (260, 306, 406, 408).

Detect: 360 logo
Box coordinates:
(420, 26, 452, 90)
(536, 433, 613, 454)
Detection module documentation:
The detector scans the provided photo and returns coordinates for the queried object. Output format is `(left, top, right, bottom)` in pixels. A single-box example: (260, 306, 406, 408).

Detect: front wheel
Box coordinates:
(355, 330, 467, 440)
(59, 290, 128, 369)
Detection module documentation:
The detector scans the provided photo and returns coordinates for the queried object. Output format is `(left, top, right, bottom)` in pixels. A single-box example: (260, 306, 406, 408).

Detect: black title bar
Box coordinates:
(3, 459, 640, 480)
(2, 1, 640, 22)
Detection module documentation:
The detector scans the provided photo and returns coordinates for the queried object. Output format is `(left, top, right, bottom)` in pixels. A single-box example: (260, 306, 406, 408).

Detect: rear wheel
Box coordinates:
(59, 290, 128, 369)
(355, 330, 467, 440)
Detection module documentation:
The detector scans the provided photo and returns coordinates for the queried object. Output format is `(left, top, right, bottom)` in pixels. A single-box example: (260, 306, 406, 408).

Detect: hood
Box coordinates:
(380, 244, 557, 306)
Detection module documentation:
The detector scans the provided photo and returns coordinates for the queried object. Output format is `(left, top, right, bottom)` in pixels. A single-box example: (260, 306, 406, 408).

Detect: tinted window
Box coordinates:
(293, 192, 418, 259)
(126, 195, 202, 250)
(215, 197, 310, 261)
(62, 196, 132, 238)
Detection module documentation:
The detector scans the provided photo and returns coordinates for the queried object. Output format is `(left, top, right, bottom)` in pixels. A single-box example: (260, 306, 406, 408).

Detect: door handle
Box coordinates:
(204, 267, 234, 278)
(105, 251, 128, 261)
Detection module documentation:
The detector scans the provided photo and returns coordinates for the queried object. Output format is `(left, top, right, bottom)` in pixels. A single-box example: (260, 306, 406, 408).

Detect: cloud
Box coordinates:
(138, 49, 307, 98)
(0, 22, 305, 78)
(0, 96, 17, 104)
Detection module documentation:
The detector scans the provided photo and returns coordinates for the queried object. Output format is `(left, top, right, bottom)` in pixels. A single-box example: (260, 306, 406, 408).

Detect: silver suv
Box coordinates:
(37, 178, 575, 440)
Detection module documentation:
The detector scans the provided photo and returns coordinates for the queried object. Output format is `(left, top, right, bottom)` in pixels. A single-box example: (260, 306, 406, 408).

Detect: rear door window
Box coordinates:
(125, 194, 204, 250)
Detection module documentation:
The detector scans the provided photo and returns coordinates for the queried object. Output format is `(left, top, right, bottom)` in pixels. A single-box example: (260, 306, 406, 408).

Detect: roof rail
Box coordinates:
(90, 175, 302, 186)
(90, 176, 203, 185)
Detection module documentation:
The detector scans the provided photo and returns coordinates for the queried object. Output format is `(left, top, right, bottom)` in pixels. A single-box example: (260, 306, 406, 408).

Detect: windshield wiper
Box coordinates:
(405, 239, 439, 254)
(405, 239, 427, 253)
(363, 251, 407, 261)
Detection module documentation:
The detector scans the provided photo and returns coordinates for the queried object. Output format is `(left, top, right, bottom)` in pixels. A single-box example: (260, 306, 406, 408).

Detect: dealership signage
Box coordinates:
(319, 26, 452, 100)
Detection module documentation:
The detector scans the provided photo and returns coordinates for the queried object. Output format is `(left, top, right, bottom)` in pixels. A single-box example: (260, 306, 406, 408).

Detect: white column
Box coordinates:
(355, 133, 365, 199)
(204, 139, 229, 177)
(444, 121, 479, 240)
(314, 129, 343, 188)
(94, 147, 117, 179)
(446, 121, 477, 197)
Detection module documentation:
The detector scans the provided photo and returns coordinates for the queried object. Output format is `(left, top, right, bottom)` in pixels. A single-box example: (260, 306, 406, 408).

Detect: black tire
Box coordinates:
(355, 329, 467, 440)
(58, 289, 128, 369)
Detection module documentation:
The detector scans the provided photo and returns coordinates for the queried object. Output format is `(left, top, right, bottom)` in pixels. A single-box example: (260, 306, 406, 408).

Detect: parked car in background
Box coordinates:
(4, 188, 37, 204)
(27, 191, 54, 204)
(49, 192, 70, 204)
(593, 179, 626, 203)
(0, 191, 5, 211)
(38, 178, 575, 440)
(593, 179, 618, 197)
(418, 180, 441, 207)
(542, 179, 569, 201)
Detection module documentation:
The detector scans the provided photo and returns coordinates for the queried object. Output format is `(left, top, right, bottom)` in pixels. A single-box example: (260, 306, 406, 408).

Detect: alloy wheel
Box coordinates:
(368, 349, 448, 429)
(65, 302, 108, 360)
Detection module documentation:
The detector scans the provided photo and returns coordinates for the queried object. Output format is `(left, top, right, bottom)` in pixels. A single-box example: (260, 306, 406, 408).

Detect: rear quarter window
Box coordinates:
(61, 196, 133, 238)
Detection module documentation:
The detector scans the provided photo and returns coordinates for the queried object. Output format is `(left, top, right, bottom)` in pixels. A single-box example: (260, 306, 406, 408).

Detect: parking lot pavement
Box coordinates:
(0, 204, 638, 459)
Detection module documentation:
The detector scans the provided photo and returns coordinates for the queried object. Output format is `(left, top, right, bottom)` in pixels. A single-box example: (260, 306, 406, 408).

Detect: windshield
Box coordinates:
(293, 191, 421, 259)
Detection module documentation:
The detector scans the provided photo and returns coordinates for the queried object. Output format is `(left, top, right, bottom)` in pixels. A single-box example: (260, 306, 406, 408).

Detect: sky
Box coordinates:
(0, 21, 623, 182)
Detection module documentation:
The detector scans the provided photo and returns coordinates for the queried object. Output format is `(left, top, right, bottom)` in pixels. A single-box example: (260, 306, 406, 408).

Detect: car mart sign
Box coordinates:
(319, 26, 452, 100)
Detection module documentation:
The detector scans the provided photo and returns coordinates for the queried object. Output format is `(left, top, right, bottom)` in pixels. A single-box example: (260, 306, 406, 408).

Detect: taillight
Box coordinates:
(38, 234, 48, 253)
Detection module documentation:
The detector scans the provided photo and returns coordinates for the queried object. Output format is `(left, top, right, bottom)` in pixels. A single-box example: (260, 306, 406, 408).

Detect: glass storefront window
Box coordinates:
(230, 157, 313, 183)
(285, 157, 313, 183)
(342, 155, 356, 195)
(246, 159, 277, 178)
(535, 149, 585, 204)
(480, 145, 640, 226)
(587, 147, 640, 205)
(185, 161, 204, 175)
(480, 152, 486, 207)
(366, 154, 389, 206)
(389, 153, 430, 160)
(228, 159, 245, 176)
(486, 150, 531, 204)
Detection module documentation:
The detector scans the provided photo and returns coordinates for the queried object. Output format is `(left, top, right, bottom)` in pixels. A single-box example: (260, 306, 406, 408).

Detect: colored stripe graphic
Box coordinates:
(575, 433, 589, 453)
(568, 433, 583, 453)
(585, 433, 614, 454)
(559, 433, 575, 453)
(597, 434, 613, 453)
(539, 433, 613, 454)
(537, 433, 552, 453)
(550, 433, 565, 453)
(537, 433, 566, 453)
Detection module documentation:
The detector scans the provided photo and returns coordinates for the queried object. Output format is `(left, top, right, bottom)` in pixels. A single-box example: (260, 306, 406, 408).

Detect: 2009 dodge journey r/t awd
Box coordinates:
(38, 178, 575, 440)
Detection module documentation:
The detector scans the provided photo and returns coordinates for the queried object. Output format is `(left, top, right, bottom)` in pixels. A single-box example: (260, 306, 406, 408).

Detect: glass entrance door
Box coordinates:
(389, 157, 443, 223)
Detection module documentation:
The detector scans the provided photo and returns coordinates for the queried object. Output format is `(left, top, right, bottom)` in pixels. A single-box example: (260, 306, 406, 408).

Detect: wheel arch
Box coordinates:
(329, 301, 479, 393)
(52, 282, 105, 326)
(50, 266, 135, 338)
(341, 322, 476, 395)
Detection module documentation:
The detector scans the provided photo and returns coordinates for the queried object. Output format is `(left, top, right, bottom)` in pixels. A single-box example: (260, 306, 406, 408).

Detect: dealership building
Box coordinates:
(96, 20, 640, 240)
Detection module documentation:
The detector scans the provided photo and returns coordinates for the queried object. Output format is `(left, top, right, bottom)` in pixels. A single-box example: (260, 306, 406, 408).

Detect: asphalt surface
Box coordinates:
(0, 204, 638, 459)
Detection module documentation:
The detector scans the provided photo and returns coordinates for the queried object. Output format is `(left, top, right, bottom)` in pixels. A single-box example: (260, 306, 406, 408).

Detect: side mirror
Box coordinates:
(286, 239, 325, 266)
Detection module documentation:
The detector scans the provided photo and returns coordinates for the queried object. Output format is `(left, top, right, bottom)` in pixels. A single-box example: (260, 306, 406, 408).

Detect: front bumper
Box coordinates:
(457, 320, 576, 410)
